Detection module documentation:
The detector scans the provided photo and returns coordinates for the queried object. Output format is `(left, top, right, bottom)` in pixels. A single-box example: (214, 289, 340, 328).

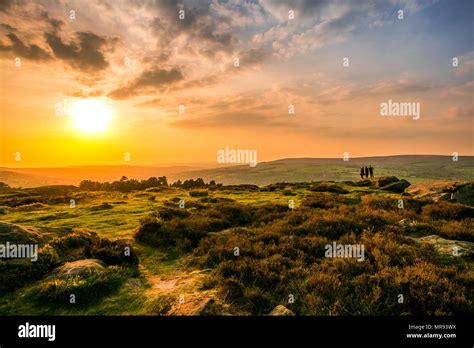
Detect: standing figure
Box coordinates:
(364, 166, 369, 178)
(360, 167, 365, 179)
(369, 165, 374, 178)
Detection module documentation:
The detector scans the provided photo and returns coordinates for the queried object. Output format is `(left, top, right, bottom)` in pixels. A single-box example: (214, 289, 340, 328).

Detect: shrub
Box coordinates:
(189, 190, 209, 197)
(30, 266, 129, 306)
(422, 201, 474, 220)
(135, 202, 289, 250)
(308, 183, 349, 194)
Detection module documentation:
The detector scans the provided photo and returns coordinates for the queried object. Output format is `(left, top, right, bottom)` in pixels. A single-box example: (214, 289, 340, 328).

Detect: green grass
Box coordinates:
(0, 179, 472, 316)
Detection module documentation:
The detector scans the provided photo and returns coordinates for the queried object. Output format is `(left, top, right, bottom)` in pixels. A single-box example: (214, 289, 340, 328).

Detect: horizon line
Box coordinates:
(1, 154, 472, 170)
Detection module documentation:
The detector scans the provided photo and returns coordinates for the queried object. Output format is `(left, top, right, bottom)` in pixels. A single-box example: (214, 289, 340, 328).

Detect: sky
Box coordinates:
(0, 0, 473, 167)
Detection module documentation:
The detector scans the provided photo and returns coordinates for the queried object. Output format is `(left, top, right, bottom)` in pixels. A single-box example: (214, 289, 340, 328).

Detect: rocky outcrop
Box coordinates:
(415, 235, 474, 257)
(0, 221, 70, 244)
(451, 182, 474, 206)
(350, 179, 372, 187)
(377, 176, 400, 187)
(407, 180, 474, 206)
(269, 305, 295, 316)
(379, 179, 411, 193)
(308, 183, 349, 194)
(53, 259, 106, 278)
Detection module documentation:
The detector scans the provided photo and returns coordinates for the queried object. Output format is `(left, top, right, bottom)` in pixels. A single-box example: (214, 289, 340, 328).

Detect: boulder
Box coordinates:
(377, 176, 400, 187)
(351, 179, 372, 187)
(54, 259, 106, 278)
(415, 235, 474, 257)
(406, 180, 473, 205)
(398, 218, 417, 228)
(380, 180, 411, 193)
(0, 222, 41, 244)
(308, 183, 349, 194)
(269, 305, 295, 316)
(196, 298, 220, 316)
(452, 182, 474, 206)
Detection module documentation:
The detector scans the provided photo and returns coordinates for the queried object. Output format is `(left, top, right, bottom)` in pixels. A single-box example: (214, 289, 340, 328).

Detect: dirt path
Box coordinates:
(145, 269, 218, 315)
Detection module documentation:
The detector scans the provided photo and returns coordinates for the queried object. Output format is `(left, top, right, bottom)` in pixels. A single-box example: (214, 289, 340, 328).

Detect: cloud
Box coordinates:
(44, 31, 115, 72)
(0, 33, 51, 60)
(170, 110, 291, 129)
(111, 45, 269, 99)
(442, 106, 474, 120)
(455, 51, 474, 77)
(0, 0, 14, 13)
(148, 0, 239, 60)
(108, 67, 184, 99)
(260, 0, 333, 21)
(256, 0, 440, 59)
(40, 10, 64, 31)
(0, 23, 16, 31)
(210, 0, 267, 27)
(442, 81, 474, 97)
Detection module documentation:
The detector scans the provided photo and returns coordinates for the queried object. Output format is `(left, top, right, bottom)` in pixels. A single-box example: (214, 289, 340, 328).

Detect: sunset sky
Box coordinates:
(0, 0, 473, 167)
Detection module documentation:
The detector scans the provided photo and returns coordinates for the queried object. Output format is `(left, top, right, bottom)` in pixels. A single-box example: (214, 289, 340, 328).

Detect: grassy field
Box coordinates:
(0, 178, 473, 316)
(2, 155, 473, 188)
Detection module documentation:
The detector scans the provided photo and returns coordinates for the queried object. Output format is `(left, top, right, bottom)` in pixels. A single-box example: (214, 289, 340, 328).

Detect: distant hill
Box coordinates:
(1, 155, 472, 187)
(0, 165, 203, 188)
(171, 155, 474, 186)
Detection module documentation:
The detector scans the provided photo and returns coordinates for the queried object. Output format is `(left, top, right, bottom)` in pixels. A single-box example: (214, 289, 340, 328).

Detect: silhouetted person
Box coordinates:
(360, 167, 365, 179)
(369, 165, 374, 178)
(364, 166, 369, 178)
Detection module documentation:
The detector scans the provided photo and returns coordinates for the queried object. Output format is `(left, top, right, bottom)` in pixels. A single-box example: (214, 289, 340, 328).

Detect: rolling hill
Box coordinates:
(172, 155, 474, 186)
(1, 155, 473, 188)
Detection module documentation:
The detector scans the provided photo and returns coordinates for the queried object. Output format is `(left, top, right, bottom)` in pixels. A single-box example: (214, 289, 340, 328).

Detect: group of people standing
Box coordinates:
(360, 165, 374, 179)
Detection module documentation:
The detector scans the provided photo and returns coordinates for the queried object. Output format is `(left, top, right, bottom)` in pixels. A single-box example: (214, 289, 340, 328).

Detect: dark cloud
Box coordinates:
(170, 111, 280, 128)
(108, 67, 184, 99)
(45, 31, 113, 72)
(40, 10, 64, 31)
(0, 33, 51, 60)
(69, 88, 104, 98)
(0, 23, 16, 31)
(150, 0, 238, 59)
(238, 47, 269, 65)
(442, 106, 474, 120)
(0, 0, 14, 13)
(104, 1, 270, 100)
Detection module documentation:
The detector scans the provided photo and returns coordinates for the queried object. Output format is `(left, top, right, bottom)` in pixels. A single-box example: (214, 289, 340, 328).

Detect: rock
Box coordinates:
(0, 222, 70, 244)
(377, 176, 400, 187)
(380, 180, 411, 193)
(452, 182, 474, 206)
(269, 305, 295, 316)
(89, 202, 114, 211)
(54, 259, 106, 278)
(351, 179, 372, 187)
(415, 235, 474, 257)
(125, 278, 142, 289)
(398, 218, 417, 228)
(196, 298, 219, 316)
(308, 183, 349, 194)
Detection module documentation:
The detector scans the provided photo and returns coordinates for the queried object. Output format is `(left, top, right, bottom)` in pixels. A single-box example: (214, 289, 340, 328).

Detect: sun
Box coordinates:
(70, 99, 112, 134)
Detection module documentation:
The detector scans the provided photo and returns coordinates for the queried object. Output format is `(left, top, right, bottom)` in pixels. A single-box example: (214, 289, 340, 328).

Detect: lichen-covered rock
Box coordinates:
(269, 305, 295, 316)
(54, 259, 106, 278)
(377, 176, 401, 187)
(380, 180, 410, 193)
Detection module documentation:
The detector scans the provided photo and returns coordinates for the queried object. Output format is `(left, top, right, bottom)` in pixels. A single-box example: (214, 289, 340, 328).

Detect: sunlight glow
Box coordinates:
(70, 99, 112, 134)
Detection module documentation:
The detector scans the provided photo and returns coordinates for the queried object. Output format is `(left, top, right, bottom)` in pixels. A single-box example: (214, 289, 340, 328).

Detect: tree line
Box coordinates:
(79, 176, 219, 192)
